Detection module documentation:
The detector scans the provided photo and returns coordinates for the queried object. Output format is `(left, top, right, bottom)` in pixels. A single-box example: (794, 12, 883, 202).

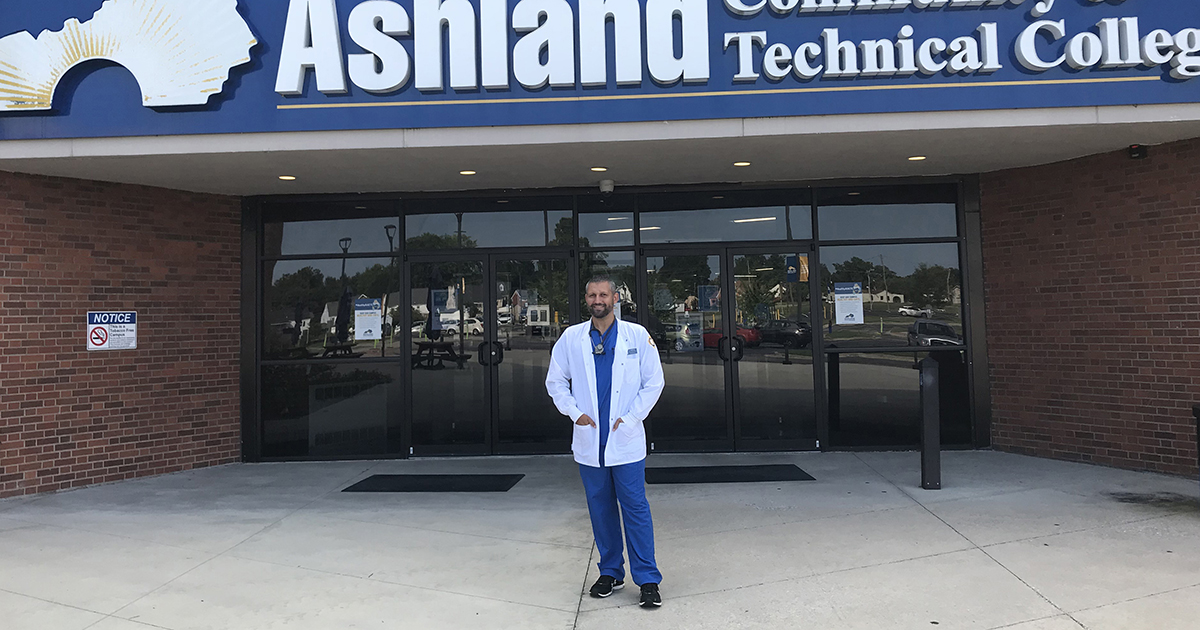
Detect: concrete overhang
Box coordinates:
(2, 103, 1199, 196)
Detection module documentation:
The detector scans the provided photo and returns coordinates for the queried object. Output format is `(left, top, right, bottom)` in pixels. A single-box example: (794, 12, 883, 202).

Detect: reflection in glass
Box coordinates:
(264, 217, 398, 257)
(578, 212, 635, 248)
(261, 363, 399, 457)
(495, 259, 571, 445)
(827, 351, 970, 447)
(645, 254, 727, 443)
(409, 260, 488, 450)
(405, 211, 573, 249)
(640, 207, 789, 244)
(787, 205, 813, 240)
(580, 251, 638, 325)
(263, 258, 399, 360)
(819, 203, 956, 241)
(819, 243, 962, 348)
(732, 253, 816, 442)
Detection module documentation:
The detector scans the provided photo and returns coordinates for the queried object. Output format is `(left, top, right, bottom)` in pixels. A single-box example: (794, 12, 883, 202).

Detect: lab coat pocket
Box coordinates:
(613, 420, 643, 447)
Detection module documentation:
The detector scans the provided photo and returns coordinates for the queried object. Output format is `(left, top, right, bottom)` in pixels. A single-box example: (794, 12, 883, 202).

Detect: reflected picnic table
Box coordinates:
(412, 340, 470, 370)
(321, 343, 365, 358)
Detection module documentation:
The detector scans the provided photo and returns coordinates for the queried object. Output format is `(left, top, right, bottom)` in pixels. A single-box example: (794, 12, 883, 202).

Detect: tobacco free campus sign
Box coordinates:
(86, 311, 137, 351)
(1, 0, 1199, 139)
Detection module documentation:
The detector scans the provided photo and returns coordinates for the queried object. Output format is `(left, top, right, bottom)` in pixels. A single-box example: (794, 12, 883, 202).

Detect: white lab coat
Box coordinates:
(545, 319, 665, 468)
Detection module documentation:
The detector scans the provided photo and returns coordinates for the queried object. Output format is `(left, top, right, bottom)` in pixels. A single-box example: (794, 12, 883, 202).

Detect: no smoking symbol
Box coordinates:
(89, 327, 108, 346)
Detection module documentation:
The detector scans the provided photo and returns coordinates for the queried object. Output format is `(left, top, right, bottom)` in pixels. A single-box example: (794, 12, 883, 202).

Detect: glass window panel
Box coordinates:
(639, 207, 789, 244)
(644, 254, 728, 443)
(817, 187, 958, 241)
(580, 251, 638, 324)
(788, 205, 813, 240)
(732, 252, 816, 442)
(819, 243, 962, 348)
(263, 258, 400, 360)
(495, 258, 572, 445)
(261, 362, 400, 457)
(409, 260, 489, 450)
(578, 212, 635, 248)
(827, 351, 970, 448)
(405, 211, 573, 249)
(264, 218, 399, 257)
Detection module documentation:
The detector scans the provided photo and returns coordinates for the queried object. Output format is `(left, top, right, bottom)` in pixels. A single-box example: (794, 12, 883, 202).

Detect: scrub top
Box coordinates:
(589, 319, 618, 466)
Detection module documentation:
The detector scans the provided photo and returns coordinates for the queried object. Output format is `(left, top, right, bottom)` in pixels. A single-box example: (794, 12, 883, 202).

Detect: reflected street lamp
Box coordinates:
(384, 225, 396, 252)
(339, 237, 352, 285)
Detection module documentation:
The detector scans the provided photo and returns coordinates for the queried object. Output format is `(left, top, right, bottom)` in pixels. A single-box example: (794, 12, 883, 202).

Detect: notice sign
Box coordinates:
(87, 311, 137, 351)
(355, 298, 382, 341)
(834, 283, 864, 326)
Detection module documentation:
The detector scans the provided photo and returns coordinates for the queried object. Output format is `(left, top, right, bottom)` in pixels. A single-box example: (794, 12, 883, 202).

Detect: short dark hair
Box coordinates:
(586, 275, 619, 294)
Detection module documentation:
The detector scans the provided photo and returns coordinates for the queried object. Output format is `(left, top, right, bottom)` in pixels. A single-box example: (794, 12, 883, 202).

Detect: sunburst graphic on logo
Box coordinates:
(0, 0, 257, 111)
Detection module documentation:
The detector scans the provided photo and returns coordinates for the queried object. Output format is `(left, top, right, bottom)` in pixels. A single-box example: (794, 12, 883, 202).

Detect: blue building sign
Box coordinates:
(2, 0, 1199, 140)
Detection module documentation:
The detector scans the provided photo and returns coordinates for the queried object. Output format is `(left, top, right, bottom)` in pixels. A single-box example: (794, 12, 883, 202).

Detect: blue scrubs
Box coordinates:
(580, 320, 662, 586)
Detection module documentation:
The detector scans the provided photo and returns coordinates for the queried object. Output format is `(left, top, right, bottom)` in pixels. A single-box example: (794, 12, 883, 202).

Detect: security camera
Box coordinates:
(599, 179, 615, 195)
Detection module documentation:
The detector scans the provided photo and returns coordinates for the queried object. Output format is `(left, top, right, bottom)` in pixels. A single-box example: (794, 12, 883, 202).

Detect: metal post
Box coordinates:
(827, 353, 841, 431)
(920, 357, 941, 490)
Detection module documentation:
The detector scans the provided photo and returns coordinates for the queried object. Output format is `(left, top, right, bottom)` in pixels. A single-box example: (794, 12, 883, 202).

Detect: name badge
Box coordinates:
(627, 348, 637, 355)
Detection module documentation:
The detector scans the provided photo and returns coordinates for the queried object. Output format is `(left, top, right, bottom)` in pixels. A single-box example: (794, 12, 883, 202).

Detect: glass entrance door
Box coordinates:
(407, 254, 572, 455)
(642, 248, 817, 452)
(729, 250, 817, 449)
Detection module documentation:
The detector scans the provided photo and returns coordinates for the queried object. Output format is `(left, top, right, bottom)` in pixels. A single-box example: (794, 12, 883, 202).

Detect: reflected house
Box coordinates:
(864, 290, 905, 304)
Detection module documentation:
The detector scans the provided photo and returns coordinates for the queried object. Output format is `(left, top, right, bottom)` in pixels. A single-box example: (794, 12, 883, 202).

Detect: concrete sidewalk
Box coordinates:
(0, 451, 1197, 630)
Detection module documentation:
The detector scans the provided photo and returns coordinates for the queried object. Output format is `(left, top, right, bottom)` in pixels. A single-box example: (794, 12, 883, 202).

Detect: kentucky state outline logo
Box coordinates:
(0, 0, 257, 111)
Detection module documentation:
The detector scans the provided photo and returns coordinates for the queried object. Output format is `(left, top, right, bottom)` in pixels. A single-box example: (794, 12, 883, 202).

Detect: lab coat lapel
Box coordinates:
(611, 323, 628, 415)
(580, 327, 598, 418)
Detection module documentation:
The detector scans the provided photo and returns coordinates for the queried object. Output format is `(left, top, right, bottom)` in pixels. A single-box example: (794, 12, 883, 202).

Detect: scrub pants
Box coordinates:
(579, 458, 662, 586)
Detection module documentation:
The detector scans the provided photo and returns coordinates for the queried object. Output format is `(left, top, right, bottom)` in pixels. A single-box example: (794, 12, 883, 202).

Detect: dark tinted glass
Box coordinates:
(264, 217, 399, 257)
(637, 190, 811, 244)
(817, 186, 958, 241)
(827, 351, 970, 447)
(580, 251, 638, 324)
(819, 243, 962, 348)
(578, 212, 635, 248)
(405, 211, 572, 249)
(409, 260, 489, 450)
(263, 258, 400, 360)
(261, 363, 400, 457)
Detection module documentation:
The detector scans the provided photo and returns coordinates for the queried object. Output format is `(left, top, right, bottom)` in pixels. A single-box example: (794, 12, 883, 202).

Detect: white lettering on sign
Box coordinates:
(270, 0, 1197, 98)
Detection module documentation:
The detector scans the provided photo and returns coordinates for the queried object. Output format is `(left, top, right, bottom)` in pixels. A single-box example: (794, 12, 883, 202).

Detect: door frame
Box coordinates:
(404, 249, 577, 456)
(639, 243, 821, 453)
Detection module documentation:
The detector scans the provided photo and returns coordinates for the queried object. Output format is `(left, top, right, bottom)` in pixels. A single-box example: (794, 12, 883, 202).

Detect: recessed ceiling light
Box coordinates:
(496, 200, 509, 204)
(591, 167, 608, 172)
(278, 175, 296, 181)
(847, 192, 861, 196)
(712, 195, 725, 200)
(460, 170, 477, 176)
(908, 156, 927, 162)
(733, 161, 752, 167)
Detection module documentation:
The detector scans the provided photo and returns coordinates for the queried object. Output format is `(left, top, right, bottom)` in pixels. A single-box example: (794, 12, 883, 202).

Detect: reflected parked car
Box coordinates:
(664, 322, 701, 351)
(701, 326, 762, 349)
(757, 319, 812, 348)
(898, 305, 933, 317)
(907, 319, 961, 346)
(444, 317, 484, 336)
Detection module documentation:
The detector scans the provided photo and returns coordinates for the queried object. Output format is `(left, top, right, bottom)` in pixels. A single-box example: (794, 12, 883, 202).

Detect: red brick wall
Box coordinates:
(0, 171, 242, 498)
(981, 138, 1200, 478)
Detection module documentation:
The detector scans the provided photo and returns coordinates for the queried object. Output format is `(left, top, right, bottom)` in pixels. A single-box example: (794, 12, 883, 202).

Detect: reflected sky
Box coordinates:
(819, 204, 957, 241)
(820, 242, 959, 276)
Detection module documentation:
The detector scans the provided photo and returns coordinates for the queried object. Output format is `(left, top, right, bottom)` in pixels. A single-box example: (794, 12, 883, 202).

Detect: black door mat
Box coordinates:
(646, 464, 815, 485)
(342, 474, 525, 493)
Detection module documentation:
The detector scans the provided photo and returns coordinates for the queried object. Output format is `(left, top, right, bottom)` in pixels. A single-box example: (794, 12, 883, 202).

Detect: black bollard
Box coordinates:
(920, 357, 941, 490)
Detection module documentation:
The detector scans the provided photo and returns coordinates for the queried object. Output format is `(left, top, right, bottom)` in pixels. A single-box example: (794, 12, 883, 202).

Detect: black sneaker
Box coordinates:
(589, 575, 624, 598)
(639, 583, 662, 608)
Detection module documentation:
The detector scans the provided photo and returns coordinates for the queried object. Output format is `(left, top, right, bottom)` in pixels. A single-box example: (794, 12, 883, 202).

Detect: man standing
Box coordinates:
(546, 276, 665, 608)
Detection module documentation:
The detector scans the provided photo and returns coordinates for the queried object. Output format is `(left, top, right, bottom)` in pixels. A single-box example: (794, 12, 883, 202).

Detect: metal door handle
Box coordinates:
(477, 342, 490, 366)
(732, 335, 745, 361)
(717, 336, 730, 362)
(491, 341, 505, 365)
